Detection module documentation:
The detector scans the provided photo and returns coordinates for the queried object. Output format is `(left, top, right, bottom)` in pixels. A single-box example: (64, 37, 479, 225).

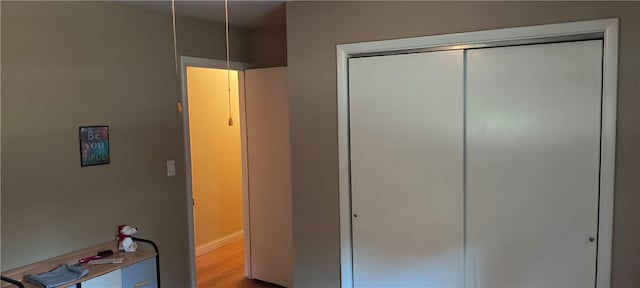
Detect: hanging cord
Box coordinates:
(225, 0, 233, 126)
(171, 0, 178, 75)
(171, 0, 184, 113)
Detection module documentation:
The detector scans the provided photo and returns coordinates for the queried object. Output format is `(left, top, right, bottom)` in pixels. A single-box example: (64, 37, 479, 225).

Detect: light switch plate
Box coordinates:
(167, 160, 176, 176)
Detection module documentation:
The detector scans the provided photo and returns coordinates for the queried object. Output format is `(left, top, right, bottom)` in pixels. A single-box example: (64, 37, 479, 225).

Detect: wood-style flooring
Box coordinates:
(196, 238, 282, 288)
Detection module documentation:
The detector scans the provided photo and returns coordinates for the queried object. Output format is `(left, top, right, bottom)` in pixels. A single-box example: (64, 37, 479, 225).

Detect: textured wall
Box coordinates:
(176, 12, 250, 63)
(249, 25, 288, 68)
(0, 1, 248, 286)
(286, 1, 640, 287)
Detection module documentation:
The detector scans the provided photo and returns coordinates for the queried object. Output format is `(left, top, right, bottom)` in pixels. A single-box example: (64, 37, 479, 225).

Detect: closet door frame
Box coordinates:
(336, 18, 619, 288)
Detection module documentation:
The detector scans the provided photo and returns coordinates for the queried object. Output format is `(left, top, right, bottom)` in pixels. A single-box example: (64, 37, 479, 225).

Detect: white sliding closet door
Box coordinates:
(349, 51, 464, 287)
(465, 40, 603, 287)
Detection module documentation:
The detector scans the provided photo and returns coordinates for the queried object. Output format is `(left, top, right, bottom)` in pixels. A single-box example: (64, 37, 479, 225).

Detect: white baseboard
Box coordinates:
(196, 230, 244, 257)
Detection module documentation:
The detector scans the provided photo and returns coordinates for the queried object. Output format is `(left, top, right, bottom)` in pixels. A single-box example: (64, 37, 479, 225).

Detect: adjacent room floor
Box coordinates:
(196, 238, 281, 288)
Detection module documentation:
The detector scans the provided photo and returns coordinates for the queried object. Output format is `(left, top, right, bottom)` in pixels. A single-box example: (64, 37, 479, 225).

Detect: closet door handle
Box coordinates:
(134, 280, 149, 287)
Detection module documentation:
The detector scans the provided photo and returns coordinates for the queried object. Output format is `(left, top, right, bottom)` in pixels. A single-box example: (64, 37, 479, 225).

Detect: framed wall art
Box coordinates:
(79, 126, 110, 167)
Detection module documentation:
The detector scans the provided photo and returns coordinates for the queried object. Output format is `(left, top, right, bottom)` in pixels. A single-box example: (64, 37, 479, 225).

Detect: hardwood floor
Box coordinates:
(196, 238, 282, 288)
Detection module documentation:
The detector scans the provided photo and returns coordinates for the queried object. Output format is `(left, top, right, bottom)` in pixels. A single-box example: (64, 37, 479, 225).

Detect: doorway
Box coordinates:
(180, 57, 292, 288)
(187, 66, 245, 287)
(180, 57, 253, 287)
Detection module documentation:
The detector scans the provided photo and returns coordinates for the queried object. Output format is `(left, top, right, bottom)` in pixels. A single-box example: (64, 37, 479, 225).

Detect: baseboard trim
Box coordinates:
(196, 230, 244, 257)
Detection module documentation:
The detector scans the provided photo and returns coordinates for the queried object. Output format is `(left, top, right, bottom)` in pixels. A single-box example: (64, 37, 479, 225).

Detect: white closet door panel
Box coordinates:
(349, 51, 464, 287)
(466, 40, 603, 287)
(245, 67, 293, 288)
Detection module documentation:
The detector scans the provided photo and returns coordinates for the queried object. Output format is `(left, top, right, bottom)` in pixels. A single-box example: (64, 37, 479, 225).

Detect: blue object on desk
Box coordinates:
(25, 263, 88, 288)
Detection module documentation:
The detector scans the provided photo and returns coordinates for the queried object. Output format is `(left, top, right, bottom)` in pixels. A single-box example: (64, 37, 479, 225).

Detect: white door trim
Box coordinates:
(180, 56, 253, 288)
(336, 18, 618, 288)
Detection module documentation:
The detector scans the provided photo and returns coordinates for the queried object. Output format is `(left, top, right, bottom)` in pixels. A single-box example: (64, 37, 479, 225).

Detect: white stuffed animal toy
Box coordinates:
(117, 225, 138, 252)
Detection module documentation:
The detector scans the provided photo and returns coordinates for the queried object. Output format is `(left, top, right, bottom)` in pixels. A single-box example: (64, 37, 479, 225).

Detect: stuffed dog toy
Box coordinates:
(117, 225, 138, 252)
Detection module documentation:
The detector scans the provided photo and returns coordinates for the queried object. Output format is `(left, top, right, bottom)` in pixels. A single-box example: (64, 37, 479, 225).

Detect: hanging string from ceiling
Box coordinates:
(171, 0, 184, 112)
(225, 0, 234, 126)
(171, 0, 178, 74)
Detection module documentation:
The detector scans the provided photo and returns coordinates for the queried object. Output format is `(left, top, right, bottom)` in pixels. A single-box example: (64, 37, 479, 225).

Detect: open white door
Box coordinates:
(244, 67, 293, 288)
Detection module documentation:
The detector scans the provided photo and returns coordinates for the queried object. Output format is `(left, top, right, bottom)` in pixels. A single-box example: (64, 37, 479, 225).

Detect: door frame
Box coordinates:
(336, 18, 619, 288)
(180, 56, 252, 288)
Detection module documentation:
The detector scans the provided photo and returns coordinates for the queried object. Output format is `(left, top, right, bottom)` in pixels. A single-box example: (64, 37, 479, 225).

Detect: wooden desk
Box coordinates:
(1, 240, 157, 288)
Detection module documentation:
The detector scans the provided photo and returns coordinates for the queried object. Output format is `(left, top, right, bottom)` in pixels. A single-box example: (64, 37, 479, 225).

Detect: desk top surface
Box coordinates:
(1, 240, 156, 288)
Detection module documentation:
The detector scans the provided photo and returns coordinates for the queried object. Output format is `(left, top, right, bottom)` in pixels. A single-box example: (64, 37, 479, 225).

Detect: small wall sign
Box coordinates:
(79, 126, 110, 167)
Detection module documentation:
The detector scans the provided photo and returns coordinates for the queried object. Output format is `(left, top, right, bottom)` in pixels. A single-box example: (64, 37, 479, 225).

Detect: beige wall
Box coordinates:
(177, 13, 250, 63)
(0, 1, 248, 286)
(187, 67, 243, 247)
(249, 25, 288, 68)
(287, 1, 640, 287)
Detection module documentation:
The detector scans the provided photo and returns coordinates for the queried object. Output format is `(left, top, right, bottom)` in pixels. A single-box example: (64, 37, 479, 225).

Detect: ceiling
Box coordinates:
(128, 0, 286, 29)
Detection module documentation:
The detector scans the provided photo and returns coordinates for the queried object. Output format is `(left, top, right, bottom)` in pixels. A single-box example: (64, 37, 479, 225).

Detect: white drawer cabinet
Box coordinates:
(82, 270, 122, 288)
(81, 258, 157, 288)
(121, 258, 158, 288)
